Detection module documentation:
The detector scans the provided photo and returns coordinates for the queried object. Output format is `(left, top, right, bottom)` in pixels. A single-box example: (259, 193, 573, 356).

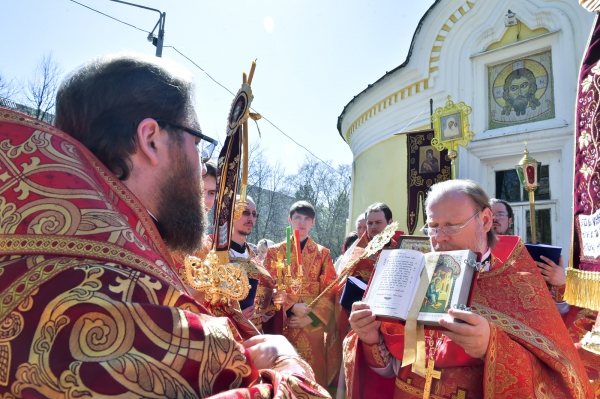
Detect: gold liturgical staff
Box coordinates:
(185, 61, 261, 306)
(515, 141, 540, 244)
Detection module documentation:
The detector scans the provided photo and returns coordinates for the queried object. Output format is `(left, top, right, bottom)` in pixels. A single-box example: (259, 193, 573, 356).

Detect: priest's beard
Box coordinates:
(156, 146, 206, 254)
(434, 220, 487, 254)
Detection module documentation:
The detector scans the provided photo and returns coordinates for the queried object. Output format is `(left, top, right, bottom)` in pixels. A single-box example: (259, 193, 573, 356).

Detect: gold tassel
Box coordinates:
(565, 267, 600, 311)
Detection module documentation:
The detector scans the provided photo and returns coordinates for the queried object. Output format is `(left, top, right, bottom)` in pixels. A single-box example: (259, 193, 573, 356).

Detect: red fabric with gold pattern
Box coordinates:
(263, 238, 337, 388)
(0, 108, 330, 398)
(562, 306, 600, 396)
(234, 244, 277, 332)
(344, 236, 593, 398)
(328, 232, 397, 393)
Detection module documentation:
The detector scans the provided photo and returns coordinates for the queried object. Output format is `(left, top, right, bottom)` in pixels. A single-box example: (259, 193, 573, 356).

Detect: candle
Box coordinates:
(294, 229, 302, 266)
(248, 61, 257, 85)
(286, 226, 291, 265)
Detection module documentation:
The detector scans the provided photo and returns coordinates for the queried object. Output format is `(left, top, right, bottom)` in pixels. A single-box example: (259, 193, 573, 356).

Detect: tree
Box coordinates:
(22, 53, 63, 122)
(0, 71, 17, 100)
(288, 157, 351, 259)
(247, 142, 294, 244)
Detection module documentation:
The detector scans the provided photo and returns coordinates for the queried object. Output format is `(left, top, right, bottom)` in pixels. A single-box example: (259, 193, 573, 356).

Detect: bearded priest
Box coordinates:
(0, 53, 329, 398)
(345, 179, 593, 399)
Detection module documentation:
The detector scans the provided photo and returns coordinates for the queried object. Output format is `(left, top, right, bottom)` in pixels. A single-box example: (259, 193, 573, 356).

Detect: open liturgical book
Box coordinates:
(364, 249, 478, 325)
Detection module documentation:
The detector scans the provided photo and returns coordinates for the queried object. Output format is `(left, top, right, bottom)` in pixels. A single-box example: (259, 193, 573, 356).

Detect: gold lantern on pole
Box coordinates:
(515, 141, 540, 244)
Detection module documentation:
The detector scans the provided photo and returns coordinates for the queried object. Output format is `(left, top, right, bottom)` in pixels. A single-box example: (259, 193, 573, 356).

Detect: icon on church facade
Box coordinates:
(488, 50, 555, 129)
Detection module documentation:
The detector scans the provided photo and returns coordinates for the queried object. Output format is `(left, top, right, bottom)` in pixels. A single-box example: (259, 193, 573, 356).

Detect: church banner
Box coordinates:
(565, 14, 600, 311)
(406, 130, 451, 234)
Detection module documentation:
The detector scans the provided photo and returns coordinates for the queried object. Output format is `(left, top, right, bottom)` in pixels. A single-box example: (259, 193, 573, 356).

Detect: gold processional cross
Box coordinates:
(423, 358, 441, 399)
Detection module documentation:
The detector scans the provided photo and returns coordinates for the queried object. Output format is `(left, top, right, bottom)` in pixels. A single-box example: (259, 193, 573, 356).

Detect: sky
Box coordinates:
(2, 0, 436, 173)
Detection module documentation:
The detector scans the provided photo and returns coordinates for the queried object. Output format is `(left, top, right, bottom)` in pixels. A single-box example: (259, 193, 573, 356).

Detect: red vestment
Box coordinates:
(344, 236, 593, 398)
(263, 238, 337, 388)
(329, 233, 398, 394)
(0, 108, 330, 398)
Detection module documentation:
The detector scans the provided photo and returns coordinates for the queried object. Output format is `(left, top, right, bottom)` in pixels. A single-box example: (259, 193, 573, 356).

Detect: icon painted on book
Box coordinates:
(420, 255, 462, 313)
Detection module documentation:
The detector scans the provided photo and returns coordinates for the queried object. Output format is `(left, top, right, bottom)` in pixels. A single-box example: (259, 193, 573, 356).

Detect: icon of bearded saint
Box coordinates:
(501, 68, 541, 116)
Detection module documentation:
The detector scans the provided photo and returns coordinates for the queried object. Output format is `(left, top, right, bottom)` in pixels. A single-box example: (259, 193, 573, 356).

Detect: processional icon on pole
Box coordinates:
(430, 96, 475, 179)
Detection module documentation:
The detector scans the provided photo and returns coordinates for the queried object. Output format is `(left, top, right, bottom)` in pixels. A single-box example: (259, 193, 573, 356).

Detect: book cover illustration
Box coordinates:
(420, 254, 462, 314)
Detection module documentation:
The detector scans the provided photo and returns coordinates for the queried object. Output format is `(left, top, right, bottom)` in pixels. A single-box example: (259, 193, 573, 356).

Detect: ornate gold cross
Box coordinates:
(272, 253, 287, 310)
(422, 358, 441, 399)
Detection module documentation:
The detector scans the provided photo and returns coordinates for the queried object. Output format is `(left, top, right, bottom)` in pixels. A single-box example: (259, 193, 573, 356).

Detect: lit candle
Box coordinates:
(286, 226, 291, 265)
(294, 229, 302, 266)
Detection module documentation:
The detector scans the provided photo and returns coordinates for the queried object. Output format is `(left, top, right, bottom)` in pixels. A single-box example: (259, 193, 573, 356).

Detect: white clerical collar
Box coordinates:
(481, 247, 492, 271)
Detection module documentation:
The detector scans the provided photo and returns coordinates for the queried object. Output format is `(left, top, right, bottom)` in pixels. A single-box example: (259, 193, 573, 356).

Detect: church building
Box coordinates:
(338, 0, 594, 252)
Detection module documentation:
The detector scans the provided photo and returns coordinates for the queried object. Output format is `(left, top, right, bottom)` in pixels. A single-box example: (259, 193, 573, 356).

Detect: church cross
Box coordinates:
(422, 358, 441, 399)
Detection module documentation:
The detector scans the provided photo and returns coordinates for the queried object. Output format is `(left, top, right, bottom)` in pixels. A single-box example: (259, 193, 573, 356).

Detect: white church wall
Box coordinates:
(340, 0, 594, 249)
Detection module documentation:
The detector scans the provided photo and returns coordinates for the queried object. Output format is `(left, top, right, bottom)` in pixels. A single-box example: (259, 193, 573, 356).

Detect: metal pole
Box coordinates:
(430, 98, 433, 129)
(528, 190, 537, 244)
(156, 13, 165, 57)
(109, 0, 165, 57)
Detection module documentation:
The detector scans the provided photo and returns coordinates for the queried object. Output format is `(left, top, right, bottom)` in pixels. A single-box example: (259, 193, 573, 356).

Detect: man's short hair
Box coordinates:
(344, 231, 359, 250)
(424, 179, 496, 248)
(365, 202, 393, 222)
(289, 200, 315, 219)
(55, 53, 195, 180)
(204, 160, 217, 179)
(489, 198, 514, 220)
(355, 214, 365, 225)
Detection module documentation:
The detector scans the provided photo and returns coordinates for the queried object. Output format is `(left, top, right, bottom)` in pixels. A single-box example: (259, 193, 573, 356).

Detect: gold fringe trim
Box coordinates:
(565, 268, 600, 311)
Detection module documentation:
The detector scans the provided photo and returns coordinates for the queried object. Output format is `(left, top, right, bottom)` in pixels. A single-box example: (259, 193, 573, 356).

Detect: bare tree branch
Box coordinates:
(0, 71, 18, 100)
(22, 53, 63, 122)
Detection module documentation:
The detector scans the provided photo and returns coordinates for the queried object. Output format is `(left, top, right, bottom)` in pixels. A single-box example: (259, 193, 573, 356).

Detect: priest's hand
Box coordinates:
(272, 289, 287, 305)
(440, 308, 490, 359)
(291, 302, 313, 317)
(242, 304, 255, 319)
(289, 315, 312, 329)
(244, 334, 298, 369)
(536, 255, 566, 287)
(349, 302, 381, 345)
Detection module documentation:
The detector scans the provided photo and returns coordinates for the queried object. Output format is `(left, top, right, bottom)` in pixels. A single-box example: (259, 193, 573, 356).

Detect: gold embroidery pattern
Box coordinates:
(472, 303, 583, 397)
(10, 264, 254, 398)
(479, 240, 524, 279)
(0, 235, 183, 291)
(485, 322, 498, 398)
(293, 334, 315, 366)
(363, 342, 386, 367)
(0, 312, 23, 386)
(395, 378, 445, 399)
(0, 109, 174, 270)
(0, 257, 95, 322)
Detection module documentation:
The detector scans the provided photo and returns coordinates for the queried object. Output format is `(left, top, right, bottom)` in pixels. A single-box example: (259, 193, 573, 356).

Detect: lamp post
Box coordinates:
(110, 0, 165, 57)
(515, 141, 540, 243)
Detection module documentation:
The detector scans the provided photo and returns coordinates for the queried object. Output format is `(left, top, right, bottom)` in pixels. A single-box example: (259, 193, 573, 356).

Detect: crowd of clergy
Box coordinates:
(0, 44, 599, 399)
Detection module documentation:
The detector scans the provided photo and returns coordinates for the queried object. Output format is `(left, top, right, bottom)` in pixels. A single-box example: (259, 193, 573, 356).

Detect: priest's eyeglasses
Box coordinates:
(155, 119, 218, 163)
(492, 212, 509, 219)
(420, 211, 481, 236)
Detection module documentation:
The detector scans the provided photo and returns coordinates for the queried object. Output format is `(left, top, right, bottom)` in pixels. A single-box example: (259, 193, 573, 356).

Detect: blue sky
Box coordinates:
(2, 0, 435, 172)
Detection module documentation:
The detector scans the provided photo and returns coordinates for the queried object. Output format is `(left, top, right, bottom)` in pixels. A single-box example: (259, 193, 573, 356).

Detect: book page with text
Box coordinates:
(365, 249, 425, 319)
